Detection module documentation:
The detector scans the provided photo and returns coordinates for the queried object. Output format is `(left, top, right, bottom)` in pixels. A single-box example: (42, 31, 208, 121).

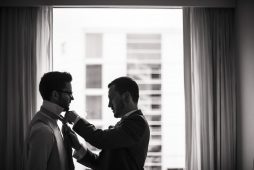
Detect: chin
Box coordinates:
(63, 107, 69, 112)
(113, 114, 119, 118)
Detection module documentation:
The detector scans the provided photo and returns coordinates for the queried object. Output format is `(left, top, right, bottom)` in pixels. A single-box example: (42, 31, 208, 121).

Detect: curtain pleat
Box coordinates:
(184, 8, 236, 170)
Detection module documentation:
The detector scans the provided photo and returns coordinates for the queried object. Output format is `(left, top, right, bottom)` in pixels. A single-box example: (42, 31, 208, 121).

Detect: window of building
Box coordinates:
(85, 33, 103, 58)
(86, 65, 102, 88)
(85, 95, 102, 119)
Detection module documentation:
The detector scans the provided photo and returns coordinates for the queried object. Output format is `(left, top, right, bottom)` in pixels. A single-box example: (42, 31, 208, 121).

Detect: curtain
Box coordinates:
(0, 7, 52, 170)
(183, 8, 236, 170)
(35, 7, 53, 109)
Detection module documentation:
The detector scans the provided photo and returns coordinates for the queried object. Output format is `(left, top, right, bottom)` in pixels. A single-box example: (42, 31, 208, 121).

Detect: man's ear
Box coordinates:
(122, 92, 131, 103)
(51, 90, 59, 100)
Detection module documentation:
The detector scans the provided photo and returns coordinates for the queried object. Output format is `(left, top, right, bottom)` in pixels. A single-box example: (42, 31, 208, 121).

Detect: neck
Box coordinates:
(123, 104, 137, 116)
(42, 100, 64, 116)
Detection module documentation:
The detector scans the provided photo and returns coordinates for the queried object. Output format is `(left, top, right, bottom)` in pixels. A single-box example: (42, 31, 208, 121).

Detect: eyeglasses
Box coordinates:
(57, 90, 73, 98)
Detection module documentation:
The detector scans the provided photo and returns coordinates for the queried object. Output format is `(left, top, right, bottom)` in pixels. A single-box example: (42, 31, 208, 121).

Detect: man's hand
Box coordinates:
(63, 124, 82, 150)
(68, 129, 82, 150)
(65, 111, 79, 124)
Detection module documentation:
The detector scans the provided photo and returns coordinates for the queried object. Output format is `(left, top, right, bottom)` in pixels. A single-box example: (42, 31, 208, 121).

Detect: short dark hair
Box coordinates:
(39, 71, 72, 100)
(108, 76, 139, 103)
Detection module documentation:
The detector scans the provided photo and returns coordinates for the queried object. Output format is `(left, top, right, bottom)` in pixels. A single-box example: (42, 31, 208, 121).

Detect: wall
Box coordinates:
(0, 0, 235, 7)
(236, 0, 254, 169)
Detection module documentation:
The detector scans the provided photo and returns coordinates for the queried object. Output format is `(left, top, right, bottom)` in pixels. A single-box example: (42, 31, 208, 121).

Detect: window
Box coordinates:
(85, 33, 103, 58)
(85, 95, 102, 119)
(53, 8, 184, 170)
(86, 65, 102, 88)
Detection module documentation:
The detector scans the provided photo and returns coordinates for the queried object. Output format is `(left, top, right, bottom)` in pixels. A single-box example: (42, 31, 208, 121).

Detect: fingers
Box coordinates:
(68, 131, 81, 150)
(65, 111, 79, 124)
(62, 124, 73, 136)
(68, 129, 76, 136)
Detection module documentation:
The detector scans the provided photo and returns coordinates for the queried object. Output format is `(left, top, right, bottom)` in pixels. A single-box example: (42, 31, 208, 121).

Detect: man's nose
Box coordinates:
(70, 95, 74, 100)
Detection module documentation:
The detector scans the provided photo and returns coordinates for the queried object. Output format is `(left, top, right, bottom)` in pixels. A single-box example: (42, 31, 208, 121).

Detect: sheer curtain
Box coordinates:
(183, 8, 236, 170)
(35, 7, 53, 109)
(0, 7, 52, 170)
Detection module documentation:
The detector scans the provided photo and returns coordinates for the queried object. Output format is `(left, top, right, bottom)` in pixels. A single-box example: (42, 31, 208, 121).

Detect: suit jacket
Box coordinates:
(24, 107, 69, 170)
(73, 110, 150, 170)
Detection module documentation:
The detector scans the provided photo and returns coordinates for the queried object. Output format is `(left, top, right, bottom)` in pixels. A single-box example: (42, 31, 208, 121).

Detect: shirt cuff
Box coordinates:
(73, 144, 87, 161)
(73, 115, 80, 126)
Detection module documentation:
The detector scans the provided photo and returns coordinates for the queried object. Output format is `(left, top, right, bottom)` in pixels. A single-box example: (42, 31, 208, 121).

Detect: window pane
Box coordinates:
(86, 95, 102, 119)
(86, 65, 102, 88)
(145, 115, 161, 121)
(127, 64, 161, 72)
(127, 43, 161, 50)
(86, 33, 102, 58)
(139, 84, 161, 91)
(127, 34, 161, 40)
(149, 145, 161, 152)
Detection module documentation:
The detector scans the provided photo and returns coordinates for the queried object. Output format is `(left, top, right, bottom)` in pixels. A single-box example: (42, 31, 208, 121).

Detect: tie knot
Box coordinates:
(59, 115, 68, 124)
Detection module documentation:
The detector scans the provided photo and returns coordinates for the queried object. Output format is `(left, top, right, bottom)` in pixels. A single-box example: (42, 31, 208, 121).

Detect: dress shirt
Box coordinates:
(41, 100, 64, 119)
(41, 100, 65, 136)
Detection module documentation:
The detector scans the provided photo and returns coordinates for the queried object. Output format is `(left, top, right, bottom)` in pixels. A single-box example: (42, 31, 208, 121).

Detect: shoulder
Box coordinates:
(123, 111, 150, 131)
(31, 121, 53, 132)
(29, 121, 54, 141)
(128, 110, 148, 125)
(120, 111, 150, 141)
(26, 121, 56, 160)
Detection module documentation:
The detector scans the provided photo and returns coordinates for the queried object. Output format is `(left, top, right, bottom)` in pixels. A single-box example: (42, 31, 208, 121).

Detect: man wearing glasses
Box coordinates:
(24, 71, 77, 170)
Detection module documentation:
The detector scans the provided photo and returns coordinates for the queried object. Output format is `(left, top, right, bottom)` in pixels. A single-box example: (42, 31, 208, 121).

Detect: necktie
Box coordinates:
(61, 117, 75, 170)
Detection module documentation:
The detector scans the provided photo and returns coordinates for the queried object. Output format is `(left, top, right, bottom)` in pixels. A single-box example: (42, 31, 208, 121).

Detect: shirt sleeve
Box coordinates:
(73, 144, 87, 161)
(73, 115, 148, 149)
(73, 116, 81, 126)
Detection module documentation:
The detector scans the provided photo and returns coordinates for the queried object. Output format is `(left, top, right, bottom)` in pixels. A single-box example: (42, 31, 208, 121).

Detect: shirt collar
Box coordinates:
(122, 109, 138, 119)
(42, 100, 64, 116)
